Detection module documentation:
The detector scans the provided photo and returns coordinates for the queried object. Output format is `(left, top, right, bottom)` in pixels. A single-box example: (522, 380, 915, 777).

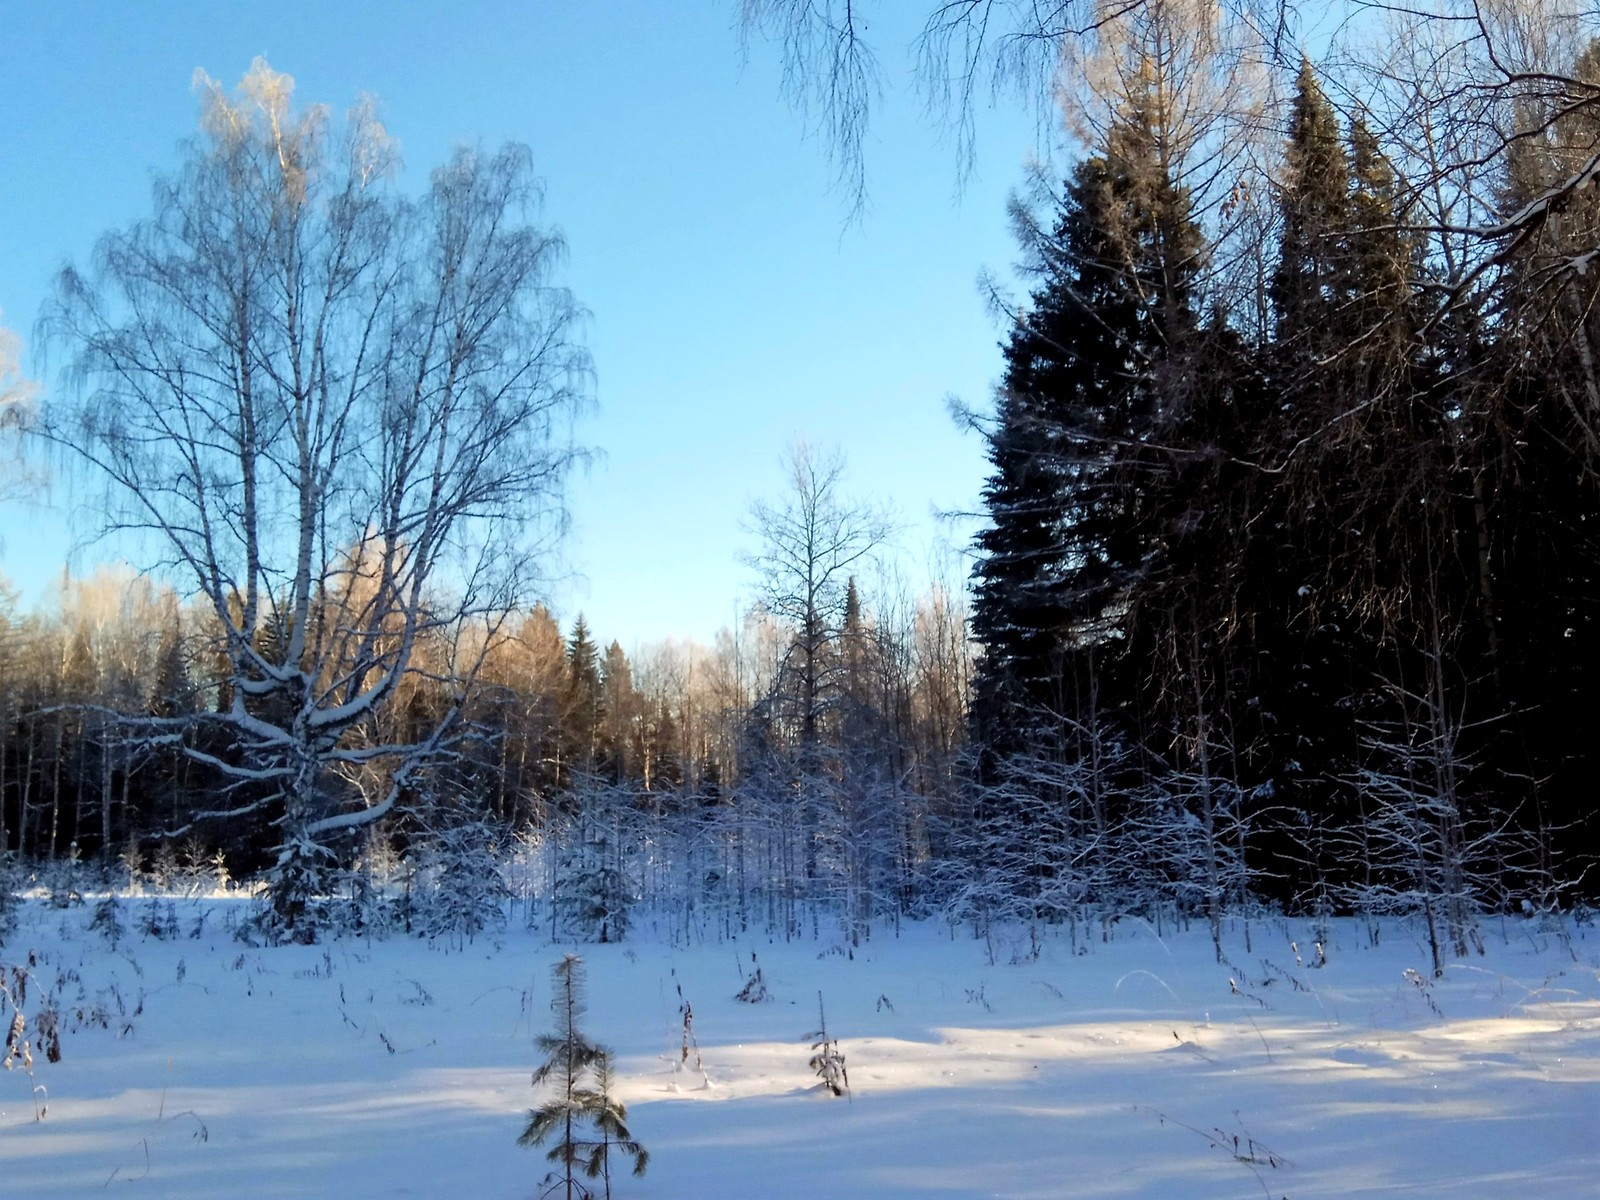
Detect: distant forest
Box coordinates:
(2, 14, 1598, 957)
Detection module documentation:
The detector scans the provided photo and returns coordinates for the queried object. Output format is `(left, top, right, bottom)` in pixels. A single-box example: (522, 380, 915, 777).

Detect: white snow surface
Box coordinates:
(2, 901, 1596, 1198)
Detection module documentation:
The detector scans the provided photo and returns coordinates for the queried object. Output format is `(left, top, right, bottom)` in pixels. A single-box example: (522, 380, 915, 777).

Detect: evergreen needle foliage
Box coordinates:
(807, 991, 849, 1098)
(520, 955, 647, 1200)
(584, 1056, 649, 1194)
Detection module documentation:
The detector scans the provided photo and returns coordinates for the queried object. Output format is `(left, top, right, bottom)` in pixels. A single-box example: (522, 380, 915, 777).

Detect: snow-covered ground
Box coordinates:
(2, 899, 1596, 1198)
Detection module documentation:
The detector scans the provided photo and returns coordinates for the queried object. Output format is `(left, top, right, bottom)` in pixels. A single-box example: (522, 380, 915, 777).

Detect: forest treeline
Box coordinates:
(3, 17, 1599, 956)
(0, 564, 973, 943)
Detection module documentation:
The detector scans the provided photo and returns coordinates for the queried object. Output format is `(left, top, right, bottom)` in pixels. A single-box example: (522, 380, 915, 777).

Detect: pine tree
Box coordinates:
(1256, 65, 1482, 908)
(968, 380, 1071, 759)
(838, 577, 884, 753)
(1346, 116, 1413, 348)
(522, 955, 604, 1199)
(582, 1056, 649, 1197)
(1464, 37, 1600, 896)
(148, 623, 195, 721)
(1247, 67, 1381, 904)
(553, 818, 633, 943)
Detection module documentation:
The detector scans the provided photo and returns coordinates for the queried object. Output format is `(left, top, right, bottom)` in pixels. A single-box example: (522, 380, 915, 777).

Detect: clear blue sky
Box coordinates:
(0, 1, 1047, 647)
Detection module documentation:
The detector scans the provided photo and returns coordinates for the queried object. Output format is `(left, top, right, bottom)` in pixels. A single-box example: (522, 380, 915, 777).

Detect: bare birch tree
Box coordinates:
(40, 60, 588, 938)
(744, 442, 892, 750)
(0, 317, 40, 509)
(741, 0, 1285, 211)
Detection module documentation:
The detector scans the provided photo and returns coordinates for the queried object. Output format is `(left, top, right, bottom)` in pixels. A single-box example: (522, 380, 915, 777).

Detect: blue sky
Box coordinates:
(0, 1, 1048, 647)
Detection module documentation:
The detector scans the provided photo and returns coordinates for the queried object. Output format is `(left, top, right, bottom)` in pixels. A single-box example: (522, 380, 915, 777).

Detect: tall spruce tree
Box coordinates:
(563, 617, 604, 781)
(1257, 64, 1482, 907)
(970, 58, 1204, 764)
(1473, 37, 1600, 889)
(1270, 60, 1352, 350)
(1246, 63, 1364, 901)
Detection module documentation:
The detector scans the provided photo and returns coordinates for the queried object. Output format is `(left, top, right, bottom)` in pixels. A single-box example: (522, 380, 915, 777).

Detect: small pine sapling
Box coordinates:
(585, 1055, 649, 1198)
(44, 849, 83, 910)
(520, 956, 647, 1199)
(523, 955, 604, 1199)
(140, 899, 179, 940)
(807, 991, 849, 1098)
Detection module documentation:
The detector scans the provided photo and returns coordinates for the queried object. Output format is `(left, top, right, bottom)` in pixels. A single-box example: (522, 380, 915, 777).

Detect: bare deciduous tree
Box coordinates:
(743, 0, 1600, 299)
(741, 0, 1287, 211)
(40, 60, 588, 938)
(744, 442, 892, 749)
(0, 317, 40, 509)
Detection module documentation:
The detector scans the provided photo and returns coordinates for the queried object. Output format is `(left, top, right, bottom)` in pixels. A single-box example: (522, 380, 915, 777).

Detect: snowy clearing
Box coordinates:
(2, 901, 1597, 1198)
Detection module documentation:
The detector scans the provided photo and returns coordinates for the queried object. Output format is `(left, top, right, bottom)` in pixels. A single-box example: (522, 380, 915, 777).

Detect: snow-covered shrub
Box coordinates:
(88, 895, 125, 946)
(42, 852, 84, 910)
(138, 899, 180, 940)
(116, 840, 144, 894)
(733, 952, 770, 1003)
(315, 832, 404, 939)
(503, 824, 545, 930)
(148, 840, 181, 893)
(806, 992, 849, 1098)
(552, 826, 632, 944)
(250, 841, 338, 945)
(153, 837, 224, 897)
(1340, 724, 1493, 978)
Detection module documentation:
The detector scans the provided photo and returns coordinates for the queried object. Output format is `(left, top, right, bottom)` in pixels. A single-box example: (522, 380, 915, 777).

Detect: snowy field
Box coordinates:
(2, 899, 1597, 1199)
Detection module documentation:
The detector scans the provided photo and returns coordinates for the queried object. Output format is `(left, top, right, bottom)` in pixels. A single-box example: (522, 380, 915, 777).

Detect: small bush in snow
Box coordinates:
(43, 852, 84, 910)
(89, 895, 125, 946)
(807, 992, 849, 1098)
(408, 821, 508, 946)
(553, 831, 632, 944)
